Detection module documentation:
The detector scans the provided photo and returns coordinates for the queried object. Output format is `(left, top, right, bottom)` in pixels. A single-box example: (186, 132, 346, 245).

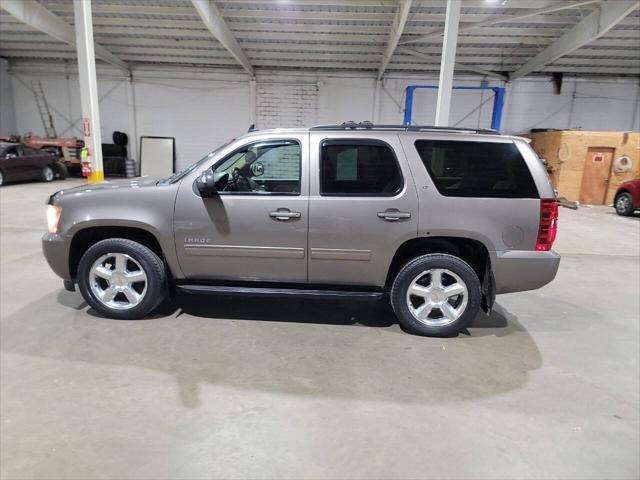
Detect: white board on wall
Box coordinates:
(139, 136, 175, 177)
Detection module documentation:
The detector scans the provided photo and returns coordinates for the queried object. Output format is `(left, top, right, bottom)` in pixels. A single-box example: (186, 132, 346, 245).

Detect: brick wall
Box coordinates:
(261, 144, 300, 180)
(257, 83, 318, 129)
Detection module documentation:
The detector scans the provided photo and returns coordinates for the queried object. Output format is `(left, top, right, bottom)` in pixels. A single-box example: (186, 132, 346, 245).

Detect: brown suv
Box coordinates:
(43, 124, 560, 337)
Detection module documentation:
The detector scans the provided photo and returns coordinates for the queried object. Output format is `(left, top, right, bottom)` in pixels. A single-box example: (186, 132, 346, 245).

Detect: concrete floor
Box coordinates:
(1, 178, 638, 480)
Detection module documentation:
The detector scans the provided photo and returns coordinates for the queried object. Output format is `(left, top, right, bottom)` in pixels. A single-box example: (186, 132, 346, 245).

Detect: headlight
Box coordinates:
(46, 205, 62, 234)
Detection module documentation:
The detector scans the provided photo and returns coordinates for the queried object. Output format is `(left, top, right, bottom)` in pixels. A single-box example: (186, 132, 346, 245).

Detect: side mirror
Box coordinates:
(196, 170, 217, 195)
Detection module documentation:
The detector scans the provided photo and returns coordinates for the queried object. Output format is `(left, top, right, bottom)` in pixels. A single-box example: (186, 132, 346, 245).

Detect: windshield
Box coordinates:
(159, 139, 234, 185)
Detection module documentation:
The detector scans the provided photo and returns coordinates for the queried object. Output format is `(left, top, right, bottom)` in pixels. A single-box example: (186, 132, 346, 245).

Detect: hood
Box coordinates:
(48, 176, 163, 204)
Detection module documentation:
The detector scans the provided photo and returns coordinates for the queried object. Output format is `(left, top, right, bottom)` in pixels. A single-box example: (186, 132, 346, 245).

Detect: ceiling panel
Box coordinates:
(0, 0, 638, 77)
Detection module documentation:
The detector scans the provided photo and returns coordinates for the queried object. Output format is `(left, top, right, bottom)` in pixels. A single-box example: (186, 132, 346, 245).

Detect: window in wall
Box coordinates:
(414, 140, 539, 199)
(213, 140, 301, 194)
(320, 140, 402, 196)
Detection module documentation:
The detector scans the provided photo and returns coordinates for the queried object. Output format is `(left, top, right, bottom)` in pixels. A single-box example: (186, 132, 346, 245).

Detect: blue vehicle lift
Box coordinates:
(403, 85, 506, 131)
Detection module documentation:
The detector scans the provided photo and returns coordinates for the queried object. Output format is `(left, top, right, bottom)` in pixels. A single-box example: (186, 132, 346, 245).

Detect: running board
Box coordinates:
(176, 284, 384, 300)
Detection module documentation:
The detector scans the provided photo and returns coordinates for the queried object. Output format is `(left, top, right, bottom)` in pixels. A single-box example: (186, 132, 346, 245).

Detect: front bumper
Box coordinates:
(42, 232, 72, 281)
(491, 249, 560, 294)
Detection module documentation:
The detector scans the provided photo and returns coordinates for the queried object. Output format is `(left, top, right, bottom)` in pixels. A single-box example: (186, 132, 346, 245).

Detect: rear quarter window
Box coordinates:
(415, 140, 539, 199)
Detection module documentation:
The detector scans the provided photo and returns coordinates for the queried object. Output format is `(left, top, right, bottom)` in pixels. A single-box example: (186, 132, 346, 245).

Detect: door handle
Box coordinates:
(269, 209, 301, 221)
(377, 209, 411, 221)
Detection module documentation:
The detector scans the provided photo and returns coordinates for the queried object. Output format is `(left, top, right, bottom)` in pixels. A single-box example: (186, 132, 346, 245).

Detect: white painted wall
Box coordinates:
(6, 63, 640, 171)
(0, 59, 17, 135)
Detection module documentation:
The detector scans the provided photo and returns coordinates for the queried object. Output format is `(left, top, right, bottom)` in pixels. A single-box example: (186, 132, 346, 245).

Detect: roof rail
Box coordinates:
(309, 121, 499, 135)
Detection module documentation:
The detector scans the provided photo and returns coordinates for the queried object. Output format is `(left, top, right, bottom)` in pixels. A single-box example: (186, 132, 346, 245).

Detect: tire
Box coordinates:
(53, 161, 68, 180)
(41, 165, 55, 182)
(615, 192, 634, 216)
(0, 169, 4, 187)
(390, 254, 481, 337)
(77, 238, 167, 320)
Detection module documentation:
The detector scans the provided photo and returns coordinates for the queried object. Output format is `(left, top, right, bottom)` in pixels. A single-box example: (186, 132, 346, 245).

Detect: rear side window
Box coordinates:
(321, 139, 402, 196)
(415, 140, 539, 199)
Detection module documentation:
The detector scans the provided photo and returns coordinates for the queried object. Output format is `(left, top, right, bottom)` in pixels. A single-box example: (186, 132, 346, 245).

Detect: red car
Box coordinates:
(614, 179, 640, 216)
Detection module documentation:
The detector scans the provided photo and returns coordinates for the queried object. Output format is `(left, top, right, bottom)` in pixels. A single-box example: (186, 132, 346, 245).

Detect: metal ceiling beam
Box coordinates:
(400, 0, 602, 45)
(190, 0, 254, 76)
(397, 47, 509, 80)
(510, 0, 640, 79)
(378, 0, 413, 80)
(0, 0, 127, 70)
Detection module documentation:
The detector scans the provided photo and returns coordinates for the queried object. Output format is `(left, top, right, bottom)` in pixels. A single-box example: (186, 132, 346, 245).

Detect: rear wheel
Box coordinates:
(42, 165, 54, 182)
(77, 238, 167, 320)
(615, 192, 634, 216)
(53, 161, 68, 180)
(391, 254, 481, 337)
(0, 170, 4, 186)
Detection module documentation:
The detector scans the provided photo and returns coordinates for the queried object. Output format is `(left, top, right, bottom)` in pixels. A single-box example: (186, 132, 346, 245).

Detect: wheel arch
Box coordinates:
(69, 225, 166, 280)
(385, 236, 494, 311)
(615, 189, 631, 199)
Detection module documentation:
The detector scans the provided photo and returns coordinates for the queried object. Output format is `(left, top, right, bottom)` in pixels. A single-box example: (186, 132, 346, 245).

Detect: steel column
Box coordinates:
(249, 79, 257, 127)
(126, 77, 138, 171)
(372, 80, 382, 123)
(434, 0, 461, 127)
(74, 0, 104, 183)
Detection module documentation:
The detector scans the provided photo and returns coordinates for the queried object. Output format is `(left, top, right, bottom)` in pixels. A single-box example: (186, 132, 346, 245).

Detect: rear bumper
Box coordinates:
(42, 232, 72, 281)
(491, 249, 560, 294)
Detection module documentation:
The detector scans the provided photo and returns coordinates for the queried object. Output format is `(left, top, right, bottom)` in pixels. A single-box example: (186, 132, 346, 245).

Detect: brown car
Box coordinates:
(42, 124, 560, 337)
(0, 142, 67, 187)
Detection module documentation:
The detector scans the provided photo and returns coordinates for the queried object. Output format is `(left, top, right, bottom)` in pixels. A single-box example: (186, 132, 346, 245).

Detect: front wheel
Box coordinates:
(77, 238, 167, 319)
(615, 192, 634, 216)
(42, 165, 55, 182)
(391, 254, 481, 337)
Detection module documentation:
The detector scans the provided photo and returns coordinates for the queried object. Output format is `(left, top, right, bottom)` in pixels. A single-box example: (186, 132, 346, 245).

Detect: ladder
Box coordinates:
(32, 80, 57, 138)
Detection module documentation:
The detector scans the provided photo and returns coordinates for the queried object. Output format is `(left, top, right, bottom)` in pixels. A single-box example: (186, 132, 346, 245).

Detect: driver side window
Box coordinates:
(213, 140, 301, 195)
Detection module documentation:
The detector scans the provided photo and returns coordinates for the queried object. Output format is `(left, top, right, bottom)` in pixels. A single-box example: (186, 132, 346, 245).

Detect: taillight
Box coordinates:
(536, 199, 558, 251)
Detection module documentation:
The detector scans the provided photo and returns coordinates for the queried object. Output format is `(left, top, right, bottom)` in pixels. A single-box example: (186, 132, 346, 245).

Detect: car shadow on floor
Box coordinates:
(1, 289, 542, 408)
(604, 210, 640, 220)
(141, 291, 515, 336)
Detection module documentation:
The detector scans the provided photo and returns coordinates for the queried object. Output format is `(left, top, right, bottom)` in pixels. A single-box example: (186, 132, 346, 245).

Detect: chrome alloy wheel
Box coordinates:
(43, 166, 54, 182)
(616, 195, 630, 213)
(89, 253, 148, 310)
(406, 268, 469, 326)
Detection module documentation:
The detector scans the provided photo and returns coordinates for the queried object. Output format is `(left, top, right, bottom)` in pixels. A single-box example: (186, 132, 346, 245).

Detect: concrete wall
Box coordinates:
(6, 63, 640, 171)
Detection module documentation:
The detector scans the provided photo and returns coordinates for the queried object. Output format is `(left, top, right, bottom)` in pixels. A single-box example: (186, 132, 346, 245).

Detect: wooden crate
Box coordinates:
(524, 130, 640, 205)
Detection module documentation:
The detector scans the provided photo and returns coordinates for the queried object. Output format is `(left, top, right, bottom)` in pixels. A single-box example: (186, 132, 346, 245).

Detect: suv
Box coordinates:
(43, 124, 560, 337)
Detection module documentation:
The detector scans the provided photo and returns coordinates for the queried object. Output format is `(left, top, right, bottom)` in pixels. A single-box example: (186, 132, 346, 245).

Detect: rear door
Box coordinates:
(307, 133, 418, 287)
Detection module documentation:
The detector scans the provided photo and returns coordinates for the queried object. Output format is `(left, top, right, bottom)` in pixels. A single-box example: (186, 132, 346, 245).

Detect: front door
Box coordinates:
(307, 133, 418, 287)
(580, 147, 614, 205)
(174, 134, 309, 282)
(2, 146, 25, 181)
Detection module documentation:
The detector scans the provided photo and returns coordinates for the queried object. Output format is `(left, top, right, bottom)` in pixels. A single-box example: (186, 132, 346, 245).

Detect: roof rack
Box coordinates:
(309, 121, 499, 135)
